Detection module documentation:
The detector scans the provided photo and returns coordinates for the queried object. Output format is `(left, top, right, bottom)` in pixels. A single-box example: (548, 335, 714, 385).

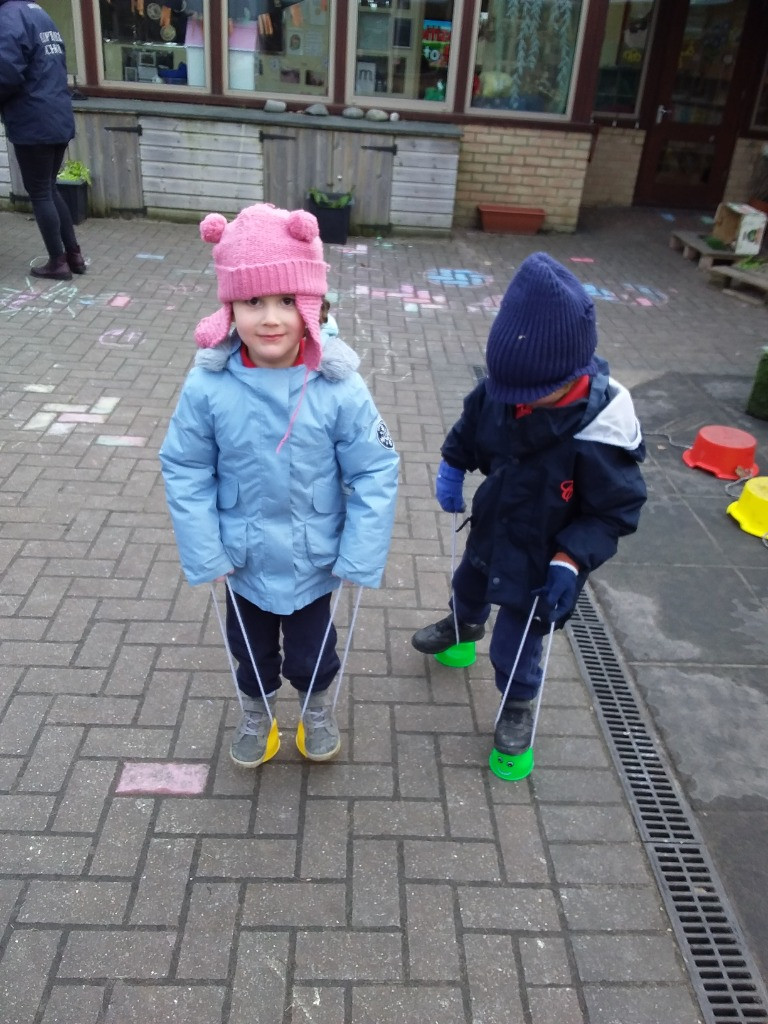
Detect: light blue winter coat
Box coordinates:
(159, 325, 399, 615)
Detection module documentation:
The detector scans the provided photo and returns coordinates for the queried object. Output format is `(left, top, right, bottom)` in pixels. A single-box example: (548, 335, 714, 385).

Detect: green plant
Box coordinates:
(307, 187, 354, 209)
(57, 160, 92, 186)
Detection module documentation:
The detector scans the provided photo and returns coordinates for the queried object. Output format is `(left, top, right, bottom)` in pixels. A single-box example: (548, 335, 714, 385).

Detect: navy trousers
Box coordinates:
(451, 553, 543, 701)
(225, 589, 341, 699)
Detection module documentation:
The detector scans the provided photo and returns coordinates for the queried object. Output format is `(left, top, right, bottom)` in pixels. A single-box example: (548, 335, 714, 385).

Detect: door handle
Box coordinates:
(656, 105, 671, 124)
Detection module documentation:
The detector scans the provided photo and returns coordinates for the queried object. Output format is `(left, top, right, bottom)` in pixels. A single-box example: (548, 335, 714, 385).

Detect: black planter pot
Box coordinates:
(56, 179, 89, 225)
(306, 193, 353, 244)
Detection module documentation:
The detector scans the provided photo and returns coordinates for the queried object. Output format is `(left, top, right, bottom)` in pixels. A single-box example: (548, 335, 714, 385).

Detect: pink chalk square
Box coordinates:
(109, 294, 132, 307)
(116, 762, 209, 795)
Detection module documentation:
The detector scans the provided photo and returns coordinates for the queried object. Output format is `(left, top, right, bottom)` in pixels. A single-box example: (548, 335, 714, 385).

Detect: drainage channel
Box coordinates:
(567, 591, 768, 1024)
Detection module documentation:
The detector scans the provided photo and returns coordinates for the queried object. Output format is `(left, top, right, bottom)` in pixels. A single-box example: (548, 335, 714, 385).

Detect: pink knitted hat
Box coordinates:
(195, 203, 329, 371)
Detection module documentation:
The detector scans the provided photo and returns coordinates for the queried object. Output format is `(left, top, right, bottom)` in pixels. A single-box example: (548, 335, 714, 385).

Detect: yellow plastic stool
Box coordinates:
(726, 476, 768, 537)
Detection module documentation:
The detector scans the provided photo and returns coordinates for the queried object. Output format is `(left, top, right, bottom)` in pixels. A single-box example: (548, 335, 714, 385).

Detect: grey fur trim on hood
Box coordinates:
(194, 325, 361, 379)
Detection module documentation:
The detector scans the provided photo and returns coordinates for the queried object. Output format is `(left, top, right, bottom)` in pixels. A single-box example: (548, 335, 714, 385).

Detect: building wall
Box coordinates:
(581, 126, 645, 208)
(454, 126, 592, 233)
(723, 137, 766, 204)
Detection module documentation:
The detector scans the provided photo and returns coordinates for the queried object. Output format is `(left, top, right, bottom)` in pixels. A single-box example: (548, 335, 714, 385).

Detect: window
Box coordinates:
(98, 0, 207, 87)
(353, 1, 456, 104)
(470, 0, 584, 115)
(42, 0, 81, 78)
(227, 0, 331, 96)
(594, 2, 652, 116)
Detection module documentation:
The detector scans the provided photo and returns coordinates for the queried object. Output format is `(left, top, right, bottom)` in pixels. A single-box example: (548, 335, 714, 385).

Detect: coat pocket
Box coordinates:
(217, 478, 247, 568)
(304, 481, 344, 567)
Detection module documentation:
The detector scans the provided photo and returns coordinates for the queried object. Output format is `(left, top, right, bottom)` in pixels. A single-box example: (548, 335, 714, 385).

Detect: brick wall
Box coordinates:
(454, 125, 592, 233)
(723, 138, 766, 204)
(581, 126, 645, 207)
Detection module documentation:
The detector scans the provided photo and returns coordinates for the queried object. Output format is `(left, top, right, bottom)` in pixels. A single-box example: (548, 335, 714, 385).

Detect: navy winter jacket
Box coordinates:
(441, 359, 647, 617)
(0, 0, 75, 145)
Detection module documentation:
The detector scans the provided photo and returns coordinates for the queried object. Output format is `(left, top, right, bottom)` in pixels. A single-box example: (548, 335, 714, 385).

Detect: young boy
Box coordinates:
(412, 252, 646, 756)
(160, 203, 399, 768)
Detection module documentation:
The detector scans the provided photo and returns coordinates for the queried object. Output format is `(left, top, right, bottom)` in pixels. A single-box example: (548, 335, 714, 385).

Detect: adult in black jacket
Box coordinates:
(0, 0, 86, 280)
(412, 253, 647, 757)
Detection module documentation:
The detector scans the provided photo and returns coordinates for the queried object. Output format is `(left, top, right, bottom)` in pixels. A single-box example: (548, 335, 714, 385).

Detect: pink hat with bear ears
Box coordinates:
(195, 203, 329, 371)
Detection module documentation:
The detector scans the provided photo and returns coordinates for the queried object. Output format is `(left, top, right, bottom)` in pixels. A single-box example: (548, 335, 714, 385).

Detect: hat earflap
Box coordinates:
(195, 304, 233, 349)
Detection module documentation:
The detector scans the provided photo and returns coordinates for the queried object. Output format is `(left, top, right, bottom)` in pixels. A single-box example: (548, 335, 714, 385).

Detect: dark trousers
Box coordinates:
(452, 553, 543, 701)
(13, 143, 79, 259)
(225, 589, 341, 699)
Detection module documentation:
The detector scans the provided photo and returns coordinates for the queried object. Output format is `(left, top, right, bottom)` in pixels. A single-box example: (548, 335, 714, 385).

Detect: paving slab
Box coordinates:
(1, 204, 767, 1023)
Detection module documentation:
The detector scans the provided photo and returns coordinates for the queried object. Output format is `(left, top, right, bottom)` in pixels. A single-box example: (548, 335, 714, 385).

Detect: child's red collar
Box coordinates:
(515, 375, 590, 418)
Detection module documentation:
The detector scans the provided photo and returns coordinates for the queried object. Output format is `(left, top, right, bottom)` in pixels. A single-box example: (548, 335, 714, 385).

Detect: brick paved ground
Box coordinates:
(1, 204, 765, 1024)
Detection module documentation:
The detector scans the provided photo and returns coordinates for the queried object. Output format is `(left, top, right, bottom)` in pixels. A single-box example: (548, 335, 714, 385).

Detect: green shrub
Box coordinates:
(57, 160, 92, 186)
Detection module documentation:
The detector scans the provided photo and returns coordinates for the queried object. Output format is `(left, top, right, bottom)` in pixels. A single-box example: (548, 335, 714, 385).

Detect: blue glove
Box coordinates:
(435, 460, 466, 513)
(534, 560, 580, 624)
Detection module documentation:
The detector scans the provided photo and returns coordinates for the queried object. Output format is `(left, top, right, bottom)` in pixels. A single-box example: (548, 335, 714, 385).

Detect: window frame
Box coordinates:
(462, 0, 590, 120)
(94, 0, 212, 93)
(344, 0, 465, 113)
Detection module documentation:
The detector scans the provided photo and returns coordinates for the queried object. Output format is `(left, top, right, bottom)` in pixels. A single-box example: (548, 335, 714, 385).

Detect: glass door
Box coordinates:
(634, 0, 750, 207)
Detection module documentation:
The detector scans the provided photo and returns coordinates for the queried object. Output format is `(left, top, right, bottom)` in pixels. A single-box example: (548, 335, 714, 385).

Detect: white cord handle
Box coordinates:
(493, 597, 555, 749)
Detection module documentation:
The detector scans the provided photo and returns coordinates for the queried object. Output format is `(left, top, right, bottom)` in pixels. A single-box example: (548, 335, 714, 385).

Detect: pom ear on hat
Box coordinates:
(485, 252, 598, 404)
(200, 213, 228, 244)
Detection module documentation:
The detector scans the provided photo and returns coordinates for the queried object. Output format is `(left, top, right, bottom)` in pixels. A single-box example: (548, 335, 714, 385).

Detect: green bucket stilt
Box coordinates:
(489, 745, 534, 781)
(434, 641, 476, 667)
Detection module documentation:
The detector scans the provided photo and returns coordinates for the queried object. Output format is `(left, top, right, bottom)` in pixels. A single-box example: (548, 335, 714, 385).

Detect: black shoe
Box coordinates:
(66, 249, 86, 274)
(494, 699, 534, 755)
(411, 614, 485, 654)
(30, 254, 72, 281)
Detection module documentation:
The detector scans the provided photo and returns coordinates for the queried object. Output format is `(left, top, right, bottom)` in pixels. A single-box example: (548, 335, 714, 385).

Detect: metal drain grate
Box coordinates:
(568, 592, 768, 1024)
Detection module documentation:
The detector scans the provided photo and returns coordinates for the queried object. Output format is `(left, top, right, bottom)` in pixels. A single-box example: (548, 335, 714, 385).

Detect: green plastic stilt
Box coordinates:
(434, 641, 476, 667)
(489, 745, 534, 781)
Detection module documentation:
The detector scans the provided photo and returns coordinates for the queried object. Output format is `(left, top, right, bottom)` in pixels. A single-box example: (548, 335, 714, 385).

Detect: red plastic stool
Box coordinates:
(682, 425, 759, 480)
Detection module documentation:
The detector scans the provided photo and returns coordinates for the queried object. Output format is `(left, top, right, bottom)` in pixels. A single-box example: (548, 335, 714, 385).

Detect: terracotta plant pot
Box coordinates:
(477, 204, 545, 235)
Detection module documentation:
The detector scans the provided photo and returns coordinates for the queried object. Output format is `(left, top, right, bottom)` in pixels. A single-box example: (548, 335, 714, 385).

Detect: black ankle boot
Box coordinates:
(30, 254, 72, 281)
(494, 699, 534, 754)
(411, 614, 485, 654)
(66, 249, 86, 274)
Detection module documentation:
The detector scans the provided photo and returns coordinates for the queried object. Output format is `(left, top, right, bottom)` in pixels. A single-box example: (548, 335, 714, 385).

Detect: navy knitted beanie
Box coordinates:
(485, 252, 598, 404)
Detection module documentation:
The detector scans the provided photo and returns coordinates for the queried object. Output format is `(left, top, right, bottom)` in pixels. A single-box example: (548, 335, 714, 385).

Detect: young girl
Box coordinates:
(160, 203, 399, 768)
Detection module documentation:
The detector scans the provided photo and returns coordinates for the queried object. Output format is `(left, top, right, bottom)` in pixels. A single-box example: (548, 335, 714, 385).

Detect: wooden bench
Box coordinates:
(708, 264, 768, 304)
(669, 230, 742, 270)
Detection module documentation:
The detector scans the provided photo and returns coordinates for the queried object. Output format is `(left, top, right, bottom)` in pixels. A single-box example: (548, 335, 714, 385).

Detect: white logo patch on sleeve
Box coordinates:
(376, 420, 394, 449)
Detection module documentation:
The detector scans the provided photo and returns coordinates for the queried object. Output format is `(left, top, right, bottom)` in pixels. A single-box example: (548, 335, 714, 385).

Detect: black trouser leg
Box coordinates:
(14, 143, 78, 257)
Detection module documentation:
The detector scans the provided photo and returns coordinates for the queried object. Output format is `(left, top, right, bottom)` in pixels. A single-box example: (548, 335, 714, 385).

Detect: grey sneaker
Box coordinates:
(299, 690, 341, 761)
(230, 693, 278, 768)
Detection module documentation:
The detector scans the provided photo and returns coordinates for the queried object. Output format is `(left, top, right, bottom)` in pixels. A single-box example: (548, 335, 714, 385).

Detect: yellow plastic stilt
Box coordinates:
(263, 716, 280, 763)
(296, 719, 308, 758)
